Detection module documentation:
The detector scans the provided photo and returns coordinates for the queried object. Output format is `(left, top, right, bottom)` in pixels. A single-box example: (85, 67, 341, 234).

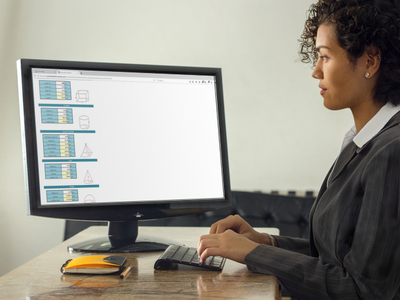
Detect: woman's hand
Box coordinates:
(209, 214, 269, 245)
(197, 215, 271, 264)
(197, 229, 259, 264)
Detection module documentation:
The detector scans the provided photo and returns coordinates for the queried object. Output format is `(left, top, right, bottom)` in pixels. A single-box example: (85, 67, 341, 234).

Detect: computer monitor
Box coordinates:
(17, 59, 231, 253)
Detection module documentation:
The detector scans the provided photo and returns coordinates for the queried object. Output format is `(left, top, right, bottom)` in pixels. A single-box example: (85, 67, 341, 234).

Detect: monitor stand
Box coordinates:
(67, 220, 184, 253)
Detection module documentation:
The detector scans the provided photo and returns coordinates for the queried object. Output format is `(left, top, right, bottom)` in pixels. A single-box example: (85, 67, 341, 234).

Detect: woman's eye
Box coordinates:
(320, 55, 328, 61)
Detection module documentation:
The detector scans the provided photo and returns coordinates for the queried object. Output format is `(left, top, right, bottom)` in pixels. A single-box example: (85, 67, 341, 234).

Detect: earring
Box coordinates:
(365, 72, 370, 78)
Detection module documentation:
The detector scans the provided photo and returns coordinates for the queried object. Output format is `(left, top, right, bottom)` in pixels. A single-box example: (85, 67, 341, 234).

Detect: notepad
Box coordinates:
(61, 255, 127, 274)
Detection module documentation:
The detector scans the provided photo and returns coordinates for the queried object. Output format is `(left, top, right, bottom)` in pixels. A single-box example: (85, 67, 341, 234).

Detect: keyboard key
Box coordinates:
(160, 245, 178, 260)
(211, 258, 223, 267)
(203, 256, 212, 266)
(172, 247, 188, 261)
(181, 248, 196, 262)
(190, 254, 201, 265)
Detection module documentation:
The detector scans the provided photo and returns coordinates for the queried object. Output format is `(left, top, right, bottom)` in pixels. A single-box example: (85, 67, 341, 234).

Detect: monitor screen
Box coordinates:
(17, 59, 231, 252)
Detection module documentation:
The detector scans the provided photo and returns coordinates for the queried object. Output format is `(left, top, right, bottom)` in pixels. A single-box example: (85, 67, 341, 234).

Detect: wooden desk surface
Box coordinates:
(0, 226, 281, 299)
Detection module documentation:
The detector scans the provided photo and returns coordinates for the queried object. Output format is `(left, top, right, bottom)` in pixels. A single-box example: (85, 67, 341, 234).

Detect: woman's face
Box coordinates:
(312, 24, 372, 112)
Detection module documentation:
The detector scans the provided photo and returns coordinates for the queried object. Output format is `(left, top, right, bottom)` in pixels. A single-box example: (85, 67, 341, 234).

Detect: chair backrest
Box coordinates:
(64, 190, 315, 240)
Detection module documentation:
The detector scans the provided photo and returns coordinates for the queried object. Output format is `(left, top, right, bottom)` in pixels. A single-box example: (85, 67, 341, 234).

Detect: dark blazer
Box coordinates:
(245, 112, 400, 299)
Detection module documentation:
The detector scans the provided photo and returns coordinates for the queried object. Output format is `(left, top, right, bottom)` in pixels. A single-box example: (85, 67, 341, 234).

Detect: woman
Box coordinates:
(197, 1, 400, 299)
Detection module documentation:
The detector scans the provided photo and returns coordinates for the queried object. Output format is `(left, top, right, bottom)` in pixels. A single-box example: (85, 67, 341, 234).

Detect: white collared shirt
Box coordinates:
(341, 102, 400, 151)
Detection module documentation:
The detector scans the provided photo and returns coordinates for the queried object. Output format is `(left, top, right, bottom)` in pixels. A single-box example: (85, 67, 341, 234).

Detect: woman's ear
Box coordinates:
(365, 47, 381, 78)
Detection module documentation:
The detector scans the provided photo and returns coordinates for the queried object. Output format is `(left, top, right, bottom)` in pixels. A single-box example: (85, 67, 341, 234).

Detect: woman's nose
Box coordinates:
(312, 61, 323, 79)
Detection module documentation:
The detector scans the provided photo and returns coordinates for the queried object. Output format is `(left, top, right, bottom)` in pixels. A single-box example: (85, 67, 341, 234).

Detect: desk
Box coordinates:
(0, 226, 281, 299)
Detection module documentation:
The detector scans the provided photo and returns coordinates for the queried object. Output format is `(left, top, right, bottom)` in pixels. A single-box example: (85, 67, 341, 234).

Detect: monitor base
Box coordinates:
(67, 234, 184, 253)
(67, 220, 184, 253)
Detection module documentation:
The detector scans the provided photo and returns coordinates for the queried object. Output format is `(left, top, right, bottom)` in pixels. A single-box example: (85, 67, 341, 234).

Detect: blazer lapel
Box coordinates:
(327, 112, 400, 187)
(327, 141, 358, 187)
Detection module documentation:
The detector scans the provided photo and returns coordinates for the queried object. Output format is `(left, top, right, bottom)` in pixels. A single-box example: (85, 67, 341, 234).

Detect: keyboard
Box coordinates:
(154, 245, 226, 271)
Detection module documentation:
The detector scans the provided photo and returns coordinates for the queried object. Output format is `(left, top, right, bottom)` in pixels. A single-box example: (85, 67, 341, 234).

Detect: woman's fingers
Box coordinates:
(209, 215, 251, 234)
(198, 230, 259, 264)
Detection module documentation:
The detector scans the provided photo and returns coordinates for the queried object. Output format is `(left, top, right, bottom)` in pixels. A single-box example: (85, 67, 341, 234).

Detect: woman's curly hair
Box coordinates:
(300, 0, 400, 105)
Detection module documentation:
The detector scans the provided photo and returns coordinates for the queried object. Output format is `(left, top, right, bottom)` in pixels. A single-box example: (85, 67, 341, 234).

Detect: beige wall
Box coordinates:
(0, 0, 352, 276)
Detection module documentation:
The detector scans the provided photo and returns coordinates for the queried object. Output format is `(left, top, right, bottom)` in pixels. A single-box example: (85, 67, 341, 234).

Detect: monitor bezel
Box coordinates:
(17, 58, 231, 221)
